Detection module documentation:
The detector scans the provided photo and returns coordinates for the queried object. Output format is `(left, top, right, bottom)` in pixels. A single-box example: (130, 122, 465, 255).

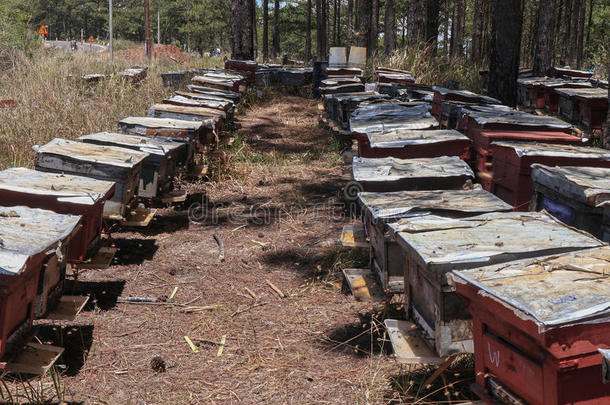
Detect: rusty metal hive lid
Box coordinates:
(492, 141, 610, 159)
(352, 156, 474, 182)
(531, 164, 610, 206)
(367, 129, 469, 148)
(452, 246, 610, 330)
(358, 188, 512, 220)
(0, 167, 114, 205)
(37, 138, 148, 168)
(390, 211, 603, 271)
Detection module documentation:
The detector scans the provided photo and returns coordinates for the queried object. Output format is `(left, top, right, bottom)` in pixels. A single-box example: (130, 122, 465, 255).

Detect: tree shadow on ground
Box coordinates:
(111, 238, 158, 266)
(64, 279, 126, 311)
(34, 324, 95, 377)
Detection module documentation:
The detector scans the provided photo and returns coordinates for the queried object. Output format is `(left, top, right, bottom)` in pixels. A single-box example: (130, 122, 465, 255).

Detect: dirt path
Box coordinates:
(49, 94, 400, 404)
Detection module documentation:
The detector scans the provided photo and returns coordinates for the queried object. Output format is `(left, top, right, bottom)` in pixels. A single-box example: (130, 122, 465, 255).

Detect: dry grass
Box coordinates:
(373, 45, 485, 93)
(0, 47, 219, 169)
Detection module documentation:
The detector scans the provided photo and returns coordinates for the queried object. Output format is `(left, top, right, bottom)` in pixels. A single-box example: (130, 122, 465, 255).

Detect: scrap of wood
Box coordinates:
(217, 335, 226, 357)
(184, 336, 199, 353)
(251, 239, 268, 247)
(169, 286, 179, 301)
(266, 280, 285, 298)
(213, 234, 225, 262)
(244, 287, 257, 299)
(180, 305, 222, 313)
(422, 354, 459, 388)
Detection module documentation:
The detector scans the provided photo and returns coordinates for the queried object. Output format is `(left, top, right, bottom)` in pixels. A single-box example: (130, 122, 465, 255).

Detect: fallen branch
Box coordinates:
(231, 302, 267, 317)
(266, 280, 285, 298)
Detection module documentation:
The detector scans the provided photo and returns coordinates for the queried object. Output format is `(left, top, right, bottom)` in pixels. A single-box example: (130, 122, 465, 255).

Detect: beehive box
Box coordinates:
(174, 90, 236, 110)
(530, 164, 610, 241)
(358, 129, 471, 160)
(351, 156, 474, 192)
(471, 129, 584, 175)
(452, 247, 610, 404)
(117, 116, 207, 157)
(35, 139, 148, 220)
(431, 87, 500, 119)
(326, 67, 363, 77)
(336, 93, 390, 128)
(541, 79, 591, 113)
(349, 103, 438, 135)
(319, 83, 365, 95)
(517, 77, 545, 106)
(388, 211, 603, 356)
(148, 104, 224, 135)
(575, 88, 608, 130)
(224, 59, 257, 84)
(551, 66, 594, 79)
(79, 132, 187, 199)
(164, 94, 233, 114)
(491, 142, 610, 210)
(0, 168, 114, 262)
(0, 206, 81, 321)
(358, 189, 511, 293)
(555, 87, 586, 122)
(191, 75, 244, 93)
(375, 72, 416, 86)
(279, 68, 313, 86)
(186, 84, 241, 104)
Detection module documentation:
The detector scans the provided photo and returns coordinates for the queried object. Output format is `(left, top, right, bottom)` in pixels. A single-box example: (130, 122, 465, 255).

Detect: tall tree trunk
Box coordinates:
(337, 0, 341, 45)
(263, 0, 269, 61)
(568, 0, 579, 65)
(472, 0, 483, 63)
(357, 0, 371, 53)
(306, 0, 312, 61)
(444, 0, 450, 54)
(585, 0, 594, 54)
(384, 0, 396, 55)
(489, 0, 523, 106)
(560, 0, 572, 63)
(552, 0, 564, 66)
(347, 0, 353, 46)
(370, 0, 379, 56)
(604, 75, 610, 149)
(451, 0, 465, 57)
(252, 0, 258, 58)
(273, 0, 280, 58)
(533, 0, 554, 76)
(426, 0, 440, 49)
(231, 0, 254, 60)
(316, 0, 328, 60)
(332, 0, 338, 46)
(409, 0, 426, 46)
(402, 16, 406, 48)
(575, 0, 585, 68)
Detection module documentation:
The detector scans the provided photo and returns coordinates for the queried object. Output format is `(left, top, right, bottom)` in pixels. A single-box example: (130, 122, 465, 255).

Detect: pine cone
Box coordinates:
(150, 355, 166, 373)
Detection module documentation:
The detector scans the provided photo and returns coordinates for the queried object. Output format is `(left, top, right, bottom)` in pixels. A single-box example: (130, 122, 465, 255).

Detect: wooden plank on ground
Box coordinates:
(74, 246, 117, 270)
(342, 268, 384, 301)
(5, 343, 64, 375)
(45, 295, 90, 321)
(384, 319, 444, 365)
(341, 225, 369, 248)
(123, 208, 157, 227)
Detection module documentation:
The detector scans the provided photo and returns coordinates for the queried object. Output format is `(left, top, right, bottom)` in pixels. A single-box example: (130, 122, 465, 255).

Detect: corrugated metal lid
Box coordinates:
(367, 129, 469, 148)
(0, 205, 81, 274)
(119, 117, 205, 130)
(492, 141, 610, 159)
(452, 246, 610, 330)
(79, 132, 184, 156)
(531, 164, 610, 206)
(37, 138, 148, 168)
(469, 110, 573, 129)
(358, 188, 512, 220)
(390, 211, 602, 272)
(431, 87, 501, 104)
(352, 156, 474, 183)
(0, 168, 114, 205)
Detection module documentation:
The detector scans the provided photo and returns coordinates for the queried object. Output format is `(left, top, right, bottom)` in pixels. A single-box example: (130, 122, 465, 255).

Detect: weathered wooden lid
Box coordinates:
(531, 164, 610, 206)
(352, 156, 474, 183)
(37, 138, 148, 168)
(367, 129, 469, 148)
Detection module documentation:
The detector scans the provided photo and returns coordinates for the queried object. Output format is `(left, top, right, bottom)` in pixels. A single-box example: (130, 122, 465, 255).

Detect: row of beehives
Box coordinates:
(320, 68, 610, 404)
(0, 68, 248, 372)
(517, 67, 608, 131)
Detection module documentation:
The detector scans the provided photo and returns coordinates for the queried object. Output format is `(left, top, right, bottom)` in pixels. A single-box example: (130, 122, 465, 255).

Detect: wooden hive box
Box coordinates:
(79, 132, 187, 199)
(186, 84, 241, 104)
(359, 129, 471, 160)
(530, 164, 610, 241)
(541, 79, 591, 113)
(35, 138, 148, 221)
(349, 102, 438, 136)
(388, 211, 603, 357)
(490, 142, 610, 211)
(166, 93, 235, 124)
(0, 206, 81, 321)
(117, 116, 205, 159)
(551, 66, 594, 79)
(0, 168, 114, 262)
(351, 156, 474, 193)
(452, 247, 610, 404)
(148, 104, 224, 136)
(358, 188, 512, 293)
(555, 87, 585, 122)
(191, 75, 244, 93)
(431, 86, 500, 119)
(575, 88, 608, 130)
(224, 60, 257, 84)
